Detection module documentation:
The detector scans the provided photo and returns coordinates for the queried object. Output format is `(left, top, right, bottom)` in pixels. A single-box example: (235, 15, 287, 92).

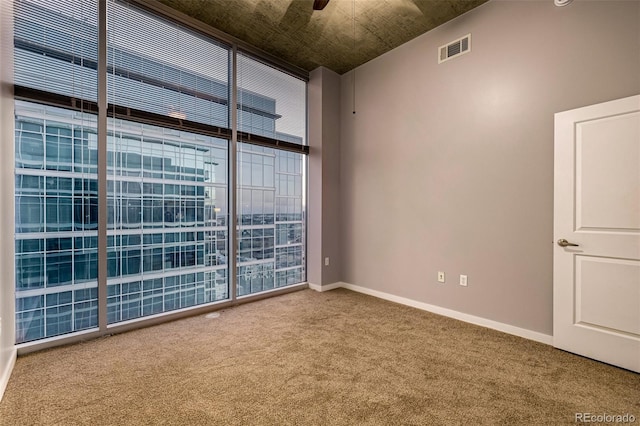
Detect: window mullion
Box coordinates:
(97, 0, 108, 331)
(229, 45, 238, 302)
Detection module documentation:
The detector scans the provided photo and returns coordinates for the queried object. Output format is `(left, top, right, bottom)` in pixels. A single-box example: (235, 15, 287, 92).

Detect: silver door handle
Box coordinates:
(557, 239, 579, 247)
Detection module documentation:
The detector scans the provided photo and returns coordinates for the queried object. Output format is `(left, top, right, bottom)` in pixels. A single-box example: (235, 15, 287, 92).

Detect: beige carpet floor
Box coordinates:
(0, 288, 638, 425)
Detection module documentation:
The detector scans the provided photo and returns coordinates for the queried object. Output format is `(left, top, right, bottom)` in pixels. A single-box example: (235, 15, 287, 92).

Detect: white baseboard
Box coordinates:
(0, 347, 17, 402)
(339, 282, 553, 345)
(308, 282, 343, 292)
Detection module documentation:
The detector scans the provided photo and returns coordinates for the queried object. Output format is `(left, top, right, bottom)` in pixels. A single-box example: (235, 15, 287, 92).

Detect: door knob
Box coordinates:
(557, 238, 579, 247)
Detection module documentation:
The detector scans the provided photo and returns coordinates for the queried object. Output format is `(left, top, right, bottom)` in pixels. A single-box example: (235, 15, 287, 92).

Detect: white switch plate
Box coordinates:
(324, 257, 330, 266)
(437, 271, 445, 283)
(460, 275, 468, 286)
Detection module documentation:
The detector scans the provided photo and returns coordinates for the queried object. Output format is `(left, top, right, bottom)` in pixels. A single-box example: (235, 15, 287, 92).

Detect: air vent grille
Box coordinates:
(439, 34, 471, 64)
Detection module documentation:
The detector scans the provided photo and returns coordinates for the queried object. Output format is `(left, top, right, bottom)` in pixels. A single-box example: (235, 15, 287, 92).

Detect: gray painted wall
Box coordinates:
(0, 0, 16, 400)
(308, 66, 342, 287)
(339, 0, 640, 335)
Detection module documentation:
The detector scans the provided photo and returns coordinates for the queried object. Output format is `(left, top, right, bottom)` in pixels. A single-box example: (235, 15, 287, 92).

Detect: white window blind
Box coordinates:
(14, 0, 98, 101)
(106, 0, 230, 128)
(237, 53, 306, 146)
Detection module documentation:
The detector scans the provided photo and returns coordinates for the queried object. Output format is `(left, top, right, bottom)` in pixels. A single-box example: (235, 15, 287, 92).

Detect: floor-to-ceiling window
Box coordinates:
(13, 0, 308, 345)
(104, 1, 232, 326)
(236, 54, 306, 297)
(14, 0, 99, 342)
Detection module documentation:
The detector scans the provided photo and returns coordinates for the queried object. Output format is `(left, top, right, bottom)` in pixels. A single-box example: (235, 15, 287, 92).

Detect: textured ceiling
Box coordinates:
(157, 0, 488, 74)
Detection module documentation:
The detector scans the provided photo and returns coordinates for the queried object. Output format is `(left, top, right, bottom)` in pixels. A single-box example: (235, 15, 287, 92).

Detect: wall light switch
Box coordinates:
(324, 257, 330, 266)
(460, 275, 468, 286)
(437, 271, 445, 283)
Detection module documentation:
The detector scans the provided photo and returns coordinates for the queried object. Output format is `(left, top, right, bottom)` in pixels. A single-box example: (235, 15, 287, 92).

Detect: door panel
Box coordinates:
(554, 94, 640, 373)
(576, 112, 640, 231)
(576, 256, 640, 336)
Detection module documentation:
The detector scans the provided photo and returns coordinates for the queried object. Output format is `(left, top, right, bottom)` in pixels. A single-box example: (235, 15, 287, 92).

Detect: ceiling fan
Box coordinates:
(313, 0, 330, 11)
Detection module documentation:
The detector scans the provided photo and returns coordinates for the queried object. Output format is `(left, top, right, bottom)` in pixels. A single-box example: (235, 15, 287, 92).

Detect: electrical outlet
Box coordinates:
(459, 275, 468, 286)
(324, 257, 330, 266)
(437, 271, 445, 283)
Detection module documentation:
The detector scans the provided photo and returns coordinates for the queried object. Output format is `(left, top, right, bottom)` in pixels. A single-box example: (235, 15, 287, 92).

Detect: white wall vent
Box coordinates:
(438, 34, 471, 64)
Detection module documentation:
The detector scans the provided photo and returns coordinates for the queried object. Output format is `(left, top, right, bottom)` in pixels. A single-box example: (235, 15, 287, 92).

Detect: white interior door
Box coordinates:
(554, 94, 640, 373)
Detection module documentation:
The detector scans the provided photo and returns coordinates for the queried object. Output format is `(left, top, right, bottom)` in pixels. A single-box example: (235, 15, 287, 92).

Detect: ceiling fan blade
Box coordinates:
(313, 0, 330, 11)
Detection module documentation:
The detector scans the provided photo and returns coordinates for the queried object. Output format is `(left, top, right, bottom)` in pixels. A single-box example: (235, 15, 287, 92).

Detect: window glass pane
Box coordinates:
(105, 0, 231, 325)
(14, 101, 99, 343)
(237, 144, 305, 297)
(236, 53, 306, 296)
(107, 118, 229, 324)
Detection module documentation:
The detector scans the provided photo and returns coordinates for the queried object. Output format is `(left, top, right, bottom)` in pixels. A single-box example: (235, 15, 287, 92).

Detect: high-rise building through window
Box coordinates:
(13, 0, 307, 344)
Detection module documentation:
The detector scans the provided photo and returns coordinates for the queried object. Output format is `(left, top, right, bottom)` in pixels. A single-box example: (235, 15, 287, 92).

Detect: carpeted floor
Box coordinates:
(0, 288, 638, 425)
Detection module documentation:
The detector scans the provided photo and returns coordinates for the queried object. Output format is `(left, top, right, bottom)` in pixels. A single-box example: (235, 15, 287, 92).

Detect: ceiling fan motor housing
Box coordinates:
(313, 0, 330, 11)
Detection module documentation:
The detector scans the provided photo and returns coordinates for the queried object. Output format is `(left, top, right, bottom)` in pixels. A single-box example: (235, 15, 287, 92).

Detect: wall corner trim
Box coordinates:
(337, 282, 554, 345)
(0, 347, 17, 402)
(308, 282, 342, 292)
